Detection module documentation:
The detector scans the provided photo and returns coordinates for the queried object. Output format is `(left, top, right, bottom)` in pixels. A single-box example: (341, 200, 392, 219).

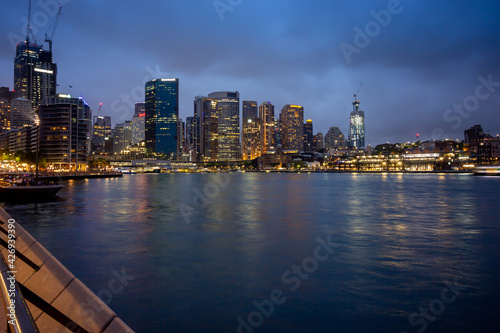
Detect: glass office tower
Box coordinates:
(145, 79, 179, 159)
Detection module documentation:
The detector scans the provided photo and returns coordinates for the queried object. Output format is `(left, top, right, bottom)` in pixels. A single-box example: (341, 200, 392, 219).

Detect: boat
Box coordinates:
(472, 165, 500, 176)
(0, 184, 65, 199)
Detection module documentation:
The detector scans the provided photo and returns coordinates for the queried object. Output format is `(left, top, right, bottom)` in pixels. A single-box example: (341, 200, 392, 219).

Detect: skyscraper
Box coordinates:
(314, 132, 324, 151)
(145, 79, 179, 159)
(113, 121, 132, 154)
(259, 102, 275, 152)
(348, 94, 365, 149)
(243, 101, 258, 120)
(325, 127, 345, 149)
(242, 117, 263, 160)
(135, 102, 145, 115)
(14, 42, 57, 107)
(208, 91, 240, 161)
(280, 104, 304, 151)
(38, 94, 92, 171)
(303, 119, 313, 151)
(197, 97, 219, 162)
(9, 98, 34, 130)
(131, 112, 145, 145)
(91, 116, 112, 153)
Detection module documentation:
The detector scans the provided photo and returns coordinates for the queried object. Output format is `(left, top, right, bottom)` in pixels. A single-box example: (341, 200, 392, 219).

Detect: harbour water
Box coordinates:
(2, 173, 499, 332)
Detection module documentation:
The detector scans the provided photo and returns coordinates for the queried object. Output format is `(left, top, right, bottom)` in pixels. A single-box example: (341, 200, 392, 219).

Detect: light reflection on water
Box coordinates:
(2, 173, 499, 332)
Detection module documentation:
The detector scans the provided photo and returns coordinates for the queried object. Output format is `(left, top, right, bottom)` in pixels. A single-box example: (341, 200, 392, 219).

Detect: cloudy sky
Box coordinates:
(1, 0, 499, 145)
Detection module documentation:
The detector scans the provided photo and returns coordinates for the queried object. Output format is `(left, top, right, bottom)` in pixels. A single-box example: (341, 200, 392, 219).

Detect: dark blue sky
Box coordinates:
(1, 0, 499, 145)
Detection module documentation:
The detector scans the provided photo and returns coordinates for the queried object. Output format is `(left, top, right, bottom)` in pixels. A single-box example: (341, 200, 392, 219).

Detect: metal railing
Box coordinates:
(0, 252, 39, 333)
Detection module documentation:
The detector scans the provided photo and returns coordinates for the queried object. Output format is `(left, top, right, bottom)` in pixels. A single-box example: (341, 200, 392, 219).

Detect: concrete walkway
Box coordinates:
(0, 207, 134, 332)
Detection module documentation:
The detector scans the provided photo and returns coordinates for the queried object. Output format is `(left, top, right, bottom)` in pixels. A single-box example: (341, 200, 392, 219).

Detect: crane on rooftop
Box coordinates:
(45, 5, 62, 53)
(354, 83, 363, 100)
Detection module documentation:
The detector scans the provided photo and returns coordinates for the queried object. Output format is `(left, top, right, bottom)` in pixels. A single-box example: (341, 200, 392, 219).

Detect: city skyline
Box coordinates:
(1, 1, 500, 146)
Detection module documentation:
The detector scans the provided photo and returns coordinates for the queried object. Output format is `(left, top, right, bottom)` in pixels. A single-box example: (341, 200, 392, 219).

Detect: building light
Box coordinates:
(34, 68, 54, 74)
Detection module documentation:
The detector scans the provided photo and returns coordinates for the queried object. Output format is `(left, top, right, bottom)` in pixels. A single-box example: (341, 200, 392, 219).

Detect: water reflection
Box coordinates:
(1, 173, 498, 333)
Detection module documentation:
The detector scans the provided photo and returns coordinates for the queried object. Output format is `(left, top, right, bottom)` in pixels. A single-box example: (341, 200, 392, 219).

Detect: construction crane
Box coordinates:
(354, 83, 363, 100)
(45, 5, 62, 53)
(26, 0, 38, 45)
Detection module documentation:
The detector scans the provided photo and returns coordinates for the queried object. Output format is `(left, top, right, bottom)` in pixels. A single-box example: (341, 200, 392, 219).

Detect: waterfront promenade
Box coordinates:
(0, 207, 133, 332)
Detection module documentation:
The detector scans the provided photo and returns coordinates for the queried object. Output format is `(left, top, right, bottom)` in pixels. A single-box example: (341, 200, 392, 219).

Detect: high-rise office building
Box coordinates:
(185, 116, 196, 160)
(259, 102, 275, 152)
(208, 91, 240, 161)
(10, 98, 34, 130)
(242, 117, 263, 160)
(303, 119, 314, 151)
(91, 116, 112, 153)
(195, 96, 219, 162)
(0, 99, 10, 134)
(280, 105, 304, 151)
(135, 102, 145, 116)
(243, 101, 258, 120)
(145, 79, 179, 159)
(325, 127, 345, 149)
(113, 121, 132, 154)
(38, 94, 92, 171)
(348, 94, 365, 149)
(131, 112, 145, 145)
(14, 42, 57, 107)
(314, 132, 324, 151)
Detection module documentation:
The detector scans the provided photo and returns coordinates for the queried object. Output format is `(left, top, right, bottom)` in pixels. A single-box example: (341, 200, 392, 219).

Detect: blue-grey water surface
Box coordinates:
(2, 173, 500, 332)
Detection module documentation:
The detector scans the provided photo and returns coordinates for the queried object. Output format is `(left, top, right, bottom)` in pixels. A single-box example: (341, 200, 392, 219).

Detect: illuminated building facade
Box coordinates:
(0, 87, 17, 134)
(14, 42, 57, 107)
(199, 97, 219, 162)
(208, 91, 240, 161)
(135, 102, 145, 115)
(259, 102, 275, 152)
(145, 79, 179, 159)
(92, 116, 111, 153)
(242, 117, 263, 160)
(10, 98, 34, 130)
(303, 119, 313, 151)
(348, 94, 365, 149)
(38, 94, 92, 171)
(280, 104, 304, 151)
(314, 132, 324, 151)
(113, 121, 132, 154)
(243, 101, 258, 120)
(131, 112, 145, 144)
(325, 127, 345, 149)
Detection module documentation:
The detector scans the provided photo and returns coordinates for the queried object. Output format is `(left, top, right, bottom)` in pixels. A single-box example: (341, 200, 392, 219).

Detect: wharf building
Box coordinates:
(145, 79, 179, 160)
(465, 124, 500, 165)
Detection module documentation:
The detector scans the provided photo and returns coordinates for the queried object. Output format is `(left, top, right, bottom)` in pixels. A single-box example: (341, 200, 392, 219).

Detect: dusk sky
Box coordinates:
(1, 0, 499, 145)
